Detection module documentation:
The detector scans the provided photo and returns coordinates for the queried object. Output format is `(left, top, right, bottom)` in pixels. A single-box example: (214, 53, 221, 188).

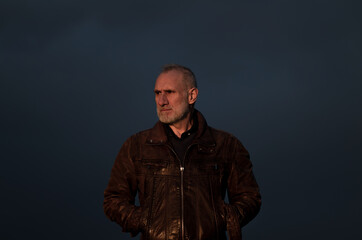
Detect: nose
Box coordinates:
(157, 93, 169, 106)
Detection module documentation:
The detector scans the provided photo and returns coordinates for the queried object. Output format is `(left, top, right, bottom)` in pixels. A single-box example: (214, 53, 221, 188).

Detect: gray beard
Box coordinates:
(157, 106, 190, 125)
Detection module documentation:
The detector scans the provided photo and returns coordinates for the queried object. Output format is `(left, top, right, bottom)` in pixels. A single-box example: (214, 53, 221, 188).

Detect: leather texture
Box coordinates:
(104, 110, 261, 240)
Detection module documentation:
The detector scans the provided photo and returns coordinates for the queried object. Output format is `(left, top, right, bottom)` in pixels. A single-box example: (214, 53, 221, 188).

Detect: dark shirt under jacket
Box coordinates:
(164, 114, 198, 163)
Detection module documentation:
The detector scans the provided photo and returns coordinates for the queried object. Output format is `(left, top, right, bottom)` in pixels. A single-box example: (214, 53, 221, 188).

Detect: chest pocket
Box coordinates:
(196, 159, 222, 175)
(140, 159, 169, 175)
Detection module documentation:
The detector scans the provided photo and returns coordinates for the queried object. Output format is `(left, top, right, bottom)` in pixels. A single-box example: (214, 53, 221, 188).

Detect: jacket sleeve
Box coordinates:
(224, 136, 261, 239)
(103, 136, 143, 236)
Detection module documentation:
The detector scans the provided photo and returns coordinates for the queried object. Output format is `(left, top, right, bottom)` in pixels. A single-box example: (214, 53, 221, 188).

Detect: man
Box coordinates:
(103, 64, 261, 240)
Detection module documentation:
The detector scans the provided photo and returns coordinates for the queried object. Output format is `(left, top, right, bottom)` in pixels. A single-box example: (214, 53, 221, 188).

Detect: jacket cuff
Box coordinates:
(223, 204, 242, 240)
(125, 206, 145, 236)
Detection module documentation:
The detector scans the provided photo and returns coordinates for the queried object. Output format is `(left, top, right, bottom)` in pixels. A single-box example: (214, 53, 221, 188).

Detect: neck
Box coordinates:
(169, 112, 193, 138)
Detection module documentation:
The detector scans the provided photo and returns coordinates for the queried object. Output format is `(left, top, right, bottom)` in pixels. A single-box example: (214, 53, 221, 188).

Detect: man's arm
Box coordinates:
(224, 136, 261, 239)
(103, 136, 143, 236)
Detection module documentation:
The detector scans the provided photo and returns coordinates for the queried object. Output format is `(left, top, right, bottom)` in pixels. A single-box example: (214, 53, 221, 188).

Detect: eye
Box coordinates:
(154, 90, 161, 95)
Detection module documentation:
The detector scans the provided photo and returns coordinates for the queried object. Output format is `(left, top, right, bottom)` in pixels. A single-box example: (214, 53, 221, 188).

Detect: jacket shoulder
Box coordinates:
(136, 128, 154, 137)
(208, 126, 239, 141)
(208, 126, 249, 152)
(123, 128, 153, 143)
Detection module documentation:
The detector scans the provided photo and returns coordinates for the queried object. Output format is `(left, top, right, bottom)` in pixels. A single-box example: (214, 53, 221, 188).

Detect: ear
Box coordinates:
(188, 88, 198, 104)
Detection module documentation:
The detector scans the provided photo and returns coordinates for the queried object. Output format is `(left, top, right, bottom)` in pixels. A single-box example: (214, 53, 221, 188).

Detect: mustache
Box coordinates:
(158, 107, 172, 111)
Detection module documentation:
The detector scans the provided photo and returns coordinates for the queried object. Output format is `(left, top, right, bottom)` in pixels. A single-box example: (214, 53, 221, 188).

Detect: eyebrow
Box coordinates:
(154, 89, 175, 93)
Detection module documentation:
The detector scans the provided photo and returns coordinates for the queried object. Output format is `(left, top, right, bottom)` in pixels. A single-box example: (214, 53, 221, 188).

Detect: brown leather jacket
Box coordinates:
(104, 110, 261, 240)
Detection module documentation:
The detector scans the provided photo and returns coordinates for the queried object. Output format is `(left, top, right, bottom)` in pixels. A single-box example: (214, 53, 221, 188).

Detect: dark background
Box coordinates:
(1, 0, 361, 239)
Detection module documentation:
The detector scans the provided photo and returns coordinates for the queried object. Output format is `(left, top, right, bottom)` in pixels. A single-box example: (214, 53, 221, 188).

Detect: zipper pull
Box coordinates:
(180, 166, 184, 172)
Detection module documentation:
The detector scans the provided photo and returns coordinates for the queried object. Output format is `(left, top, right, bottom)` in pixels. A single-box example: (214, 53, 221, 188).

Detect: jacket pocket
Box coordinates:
(140, 159, 168, 174)
(198, 161, 221, 176)
(217, 201, 227, 231)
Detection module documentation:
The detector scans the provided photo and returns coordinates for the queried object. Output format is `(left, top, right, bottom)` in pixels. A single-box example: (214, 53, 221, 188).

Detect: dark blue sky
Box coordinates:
(1, 1, 361, 239)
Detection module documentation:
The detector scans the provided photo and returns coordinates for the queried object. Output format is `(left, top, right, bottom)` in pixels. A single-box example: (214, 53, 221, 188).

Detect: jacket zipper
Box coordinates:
(166, 143, 195, 240)
(149, 142, 197, 240)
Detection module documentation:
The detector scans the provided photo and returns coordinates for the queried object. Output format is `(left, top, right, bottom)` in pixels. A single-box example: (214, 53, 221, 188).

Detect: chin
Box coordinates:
(158, 114, 180, 124)
(159, 117, 175, 124)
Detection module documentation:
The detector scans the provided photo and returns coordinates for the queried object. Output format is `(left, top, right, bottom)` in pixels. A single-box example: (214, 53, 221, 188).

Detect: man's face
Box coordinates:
(154, 70, 190, 124)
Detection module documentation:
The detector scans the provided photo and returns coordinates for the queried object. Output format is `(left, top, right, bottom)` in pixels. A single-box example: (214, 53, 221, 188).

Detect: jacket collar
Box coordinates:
(146, 109, 216, 147)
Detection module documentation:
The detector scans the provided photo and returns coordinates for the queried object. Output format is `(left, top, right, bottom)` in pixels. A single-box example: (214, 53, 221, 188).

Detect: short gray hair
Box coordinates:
(161, 64, 197, 89)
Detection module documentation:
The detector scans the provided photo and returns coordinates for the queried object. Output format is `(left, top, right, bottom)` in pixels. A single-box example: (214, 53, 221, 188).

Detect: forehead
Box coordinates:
(154, 70, 186, 90)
